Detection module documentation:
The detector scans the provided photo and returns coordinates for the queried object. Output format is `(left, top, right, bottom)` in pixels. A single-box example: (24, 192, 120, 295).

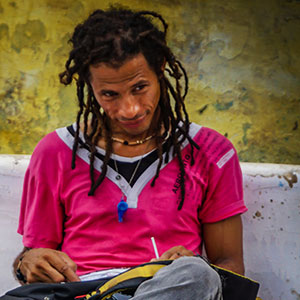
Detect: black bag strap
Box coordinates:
(1, 278, 107, 300)
(86, 260, 172, 300)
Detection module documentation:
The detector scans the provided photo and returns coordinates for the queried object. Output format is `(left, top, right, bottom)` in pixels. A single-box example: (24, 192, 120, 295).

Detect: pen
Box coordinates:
(151, 237, 159, 259)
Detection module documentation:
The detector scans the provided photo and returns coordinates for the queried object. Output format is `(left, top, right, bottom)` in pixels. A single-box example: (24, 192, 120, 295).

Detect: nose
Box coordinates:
(119, 94, 141, 120)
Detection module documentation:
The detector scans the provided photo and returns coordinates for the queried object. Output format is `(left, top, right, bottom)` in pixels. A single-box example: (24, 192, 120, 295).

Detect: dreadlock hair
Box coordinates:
(59, 6, 199, 210)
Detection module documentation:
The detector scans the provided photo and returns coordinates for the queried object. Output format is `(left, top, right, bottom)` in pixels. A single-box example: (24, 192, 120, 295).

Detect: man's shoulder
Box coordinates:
(190, 123, 230, 146)
(190, 123, 237, 165)
(31, 125, 72, 158)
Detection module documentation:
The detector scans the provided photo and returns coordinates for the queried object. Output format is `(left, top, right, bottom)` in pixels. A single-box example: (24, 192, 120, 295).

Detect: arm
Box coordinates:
(152, 214, 244, 275)
(14, 133, 80, 284)
(13, 247, 80, 284)
(202, 214, 245, 275)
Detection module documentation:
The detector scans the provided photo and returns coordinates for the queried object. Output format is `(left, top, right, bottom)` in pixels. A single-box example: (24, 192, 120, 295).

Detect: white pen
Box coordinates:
(151, 236, 159, 259)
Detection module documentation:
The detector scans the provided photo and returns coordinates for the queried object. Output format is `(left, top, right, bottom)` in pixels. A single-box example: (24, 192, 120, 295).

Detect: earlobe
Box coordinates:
(161, 59, 166, 73)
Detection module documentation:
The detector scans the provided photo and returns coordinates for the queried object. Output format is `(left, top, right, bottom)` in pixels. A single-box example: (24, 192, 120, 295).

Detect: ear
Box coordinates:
(158, 59, 166, 80)
(160, 58, 166, 72)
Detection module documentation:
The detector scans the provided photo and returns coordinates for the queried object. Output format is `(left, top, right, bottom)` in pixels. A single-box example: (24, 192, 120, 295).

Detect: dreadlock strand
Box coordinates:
(71, 79, 85, 169)
(172, 60, 190, 136)
(90, 113, 99, 138)
(174, 145, 186, 210)
(89, 119, 113, 194)
(137, 11, 168, 36)
(87, 99, 109, 195)
(164, 76, 183, 122)
(160, 77, 177, 163)
(150, 112, 165, 186)
(150, 136, 164, 187)
(175, 59, 189, 100)
(83, 87, 93, 143)
(71, 110, 81, 170)
(87, 146, 97, 195)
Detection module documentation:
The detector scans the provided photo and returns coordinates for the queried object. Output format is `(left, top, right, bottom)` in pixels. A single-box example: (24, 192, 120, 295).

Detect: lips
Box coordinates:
(118, 114, 147, 128)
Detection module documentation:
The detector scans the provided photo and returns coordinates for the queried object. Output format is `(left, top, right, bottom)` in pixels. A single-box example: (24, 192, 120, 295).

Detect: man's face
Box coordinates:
(89, 53, 161, 139)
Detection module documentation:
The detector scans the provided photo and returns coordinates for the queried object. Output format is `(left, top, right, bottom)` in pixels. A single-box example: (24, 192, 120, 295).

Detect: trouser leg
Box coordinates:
(132, 256, 223, 300)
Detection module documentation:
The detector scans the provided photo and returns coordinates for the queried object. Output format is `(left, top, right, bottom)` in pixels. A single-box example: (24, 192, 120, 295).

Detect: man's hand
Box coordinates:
(152, 245, 194, 261)
(20, 248, 80, 283)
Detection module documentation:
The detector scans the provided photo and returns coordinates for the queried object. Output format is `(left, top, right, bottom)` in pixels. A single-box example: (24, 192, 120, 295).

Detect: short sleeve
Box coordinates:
(198, 138, 247, 223)
(17, 132, 65, 249)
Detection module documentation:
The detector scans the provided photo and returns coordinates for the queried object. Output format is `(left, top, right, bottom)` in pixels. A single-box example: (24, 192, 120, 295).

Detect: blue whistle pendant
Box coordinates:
(117, 196, 128, 222)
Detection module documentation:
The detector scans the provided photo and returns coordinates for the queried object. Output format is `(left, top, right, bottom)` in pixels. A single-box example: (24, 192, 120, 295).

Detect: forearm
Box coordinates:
(203, 215, 245, 276)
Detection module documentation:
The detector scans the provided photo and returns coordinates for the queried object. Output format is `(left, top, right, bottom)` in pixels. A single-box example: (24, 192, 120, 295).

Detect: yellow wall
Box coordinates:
(0, 0, 299, 163)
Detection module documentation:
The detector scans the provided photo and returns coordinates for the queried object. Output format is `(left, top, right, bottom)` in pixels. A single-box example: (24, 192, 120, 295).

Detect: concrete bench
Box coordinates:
(0, 154, 299, 299)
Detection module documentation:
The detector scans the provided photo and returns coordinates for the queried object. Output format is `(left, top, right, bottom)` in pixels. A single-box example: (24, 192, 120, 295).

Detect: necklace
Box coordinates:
(111, 129, 170, 146)
(114, 157, 143, 222)
(111, 135, 154, 146)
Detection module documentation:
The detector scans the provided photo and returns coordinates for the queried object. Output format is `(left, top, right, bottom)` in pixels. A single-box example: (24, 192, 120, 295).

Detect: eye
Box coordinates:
(101, 91, 118, 98)
(134, 84, 147, 92)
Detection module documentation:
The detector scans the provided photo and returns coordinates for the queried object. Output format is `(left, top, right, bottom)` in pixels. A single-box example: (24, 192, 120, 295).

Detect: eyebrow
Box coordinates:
(100, 89, 118, 95)
(132, 79, 149, 88)
(99, 80, 149, 95)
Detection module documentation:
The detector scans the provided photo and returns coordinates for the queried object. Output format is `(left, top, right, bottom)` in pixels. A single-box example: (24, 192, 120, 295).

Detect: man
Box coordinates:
(13, 7, 247, 299)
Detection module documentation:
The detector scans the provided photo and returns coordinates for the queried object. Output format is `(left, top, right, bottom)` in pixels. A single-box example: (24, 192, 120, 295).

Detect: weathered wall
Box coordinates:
(0, 0, 299, 163)
(1, 155, 299, 299)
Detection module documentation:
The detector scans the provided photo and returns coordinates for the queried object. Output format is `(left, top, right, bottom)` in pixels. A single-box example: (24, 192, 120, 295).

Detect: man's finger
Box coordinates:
(159, 249, 174, 260)
(47, 252, 79, 282)
(159, 245, 194, 260)
(59, 264, 80, 282)
(169, 252, 182, 260)
(58, 251, 80, 282)
(25, 266, 57, 284)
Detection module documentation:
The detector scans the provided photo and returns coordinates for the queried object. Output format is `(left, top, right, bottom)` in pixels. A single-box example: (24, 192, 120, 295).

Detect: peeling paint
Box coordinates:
(255, 211, 262, 218)
(242, 123, 252, 146)
(214, 100, 233, 111)
(11, 20, 46, 53)
(283, 172, 298, 188)
(198, 104, 208, 114)
(291, 289, 300, 299)
(292, 121, 298, 131)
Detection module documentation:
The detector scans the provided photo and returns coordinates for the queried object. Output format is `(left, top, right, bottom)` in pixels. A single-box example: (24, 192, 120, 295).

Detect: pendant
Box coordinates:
(117, 196, 128, 222)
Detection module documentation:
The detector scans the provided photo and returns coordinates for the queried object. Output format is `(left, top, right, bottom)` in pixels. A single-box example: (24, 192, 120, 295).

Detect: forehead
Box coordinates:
(89, 54, 156, 85)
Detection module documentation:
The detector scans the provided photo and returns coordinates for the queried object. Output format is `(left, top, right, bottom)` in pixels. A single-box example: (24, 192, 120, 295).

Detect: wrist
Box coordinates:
(15, 248, 30, 284)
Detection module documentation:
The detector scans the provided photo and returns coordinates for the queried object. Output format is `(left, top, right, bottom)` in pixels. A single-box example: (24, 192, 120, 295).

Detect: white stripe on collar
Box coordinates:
(56, 122, 202, 208)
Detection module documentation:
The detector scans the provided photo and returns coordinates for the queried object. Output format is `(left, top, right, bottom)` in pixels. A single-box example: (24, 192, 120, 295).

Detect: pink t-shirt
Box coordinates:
(18, 123, 247, 275)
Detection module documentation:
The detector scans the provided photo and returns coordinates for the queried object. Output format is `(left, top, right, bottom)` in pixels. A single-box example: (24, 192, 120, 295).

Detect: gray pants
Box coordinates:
(132, 256, 223, 300)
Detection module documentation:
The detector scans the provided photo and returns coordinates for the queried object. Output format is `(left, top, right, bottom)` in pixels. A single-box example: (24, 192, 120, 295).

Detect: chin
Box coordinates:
(124, 126, 150, 137)
(120, 117, 154, 137)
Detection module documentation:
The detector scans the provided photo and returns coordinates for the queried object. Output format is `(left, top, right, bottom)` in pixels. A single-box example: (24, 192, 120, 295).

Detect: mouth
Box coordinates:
(118, 114, 147, 129)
